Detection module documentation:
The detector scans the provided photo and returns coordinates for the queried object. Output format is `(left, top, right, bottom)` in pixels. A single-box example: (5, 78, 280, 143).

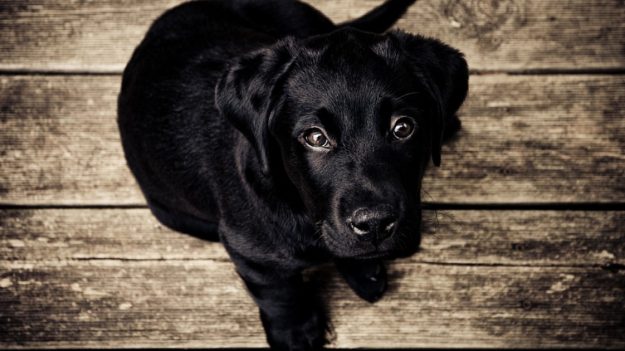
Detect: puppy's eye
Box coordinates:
(303, 128, 331, 149)
(391, 116, 417, 140)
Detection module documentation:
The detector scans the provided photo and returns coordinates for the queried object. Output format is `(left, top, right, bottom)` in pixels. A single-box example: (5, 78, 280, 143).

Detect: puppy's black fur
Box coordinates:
(118, 0, 468, 349)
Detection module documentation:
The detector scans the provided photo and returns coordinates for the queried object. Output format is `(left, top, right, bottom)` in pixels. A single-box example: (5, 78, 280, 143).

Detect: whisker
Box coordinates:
(311, 220, 326, 245)
(419, 188, 441, 236)
(435, 211, 457, 222)
(394, 91, 421, 102)
(421, 188, 435, 203)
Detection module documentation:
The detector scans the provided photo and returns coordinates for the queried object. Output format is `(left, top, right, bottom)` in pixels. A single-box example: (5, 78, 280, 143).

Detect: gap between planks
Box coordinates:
(2, 258, 624, 271)
(2, 68, 625, 76)
(3, 203, 625, 210)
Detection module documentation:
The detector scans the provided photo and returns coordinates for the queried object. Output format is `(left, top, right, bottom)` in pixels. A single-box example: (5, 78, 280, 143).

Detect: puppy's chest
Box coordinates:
(269, 221, 330, 267)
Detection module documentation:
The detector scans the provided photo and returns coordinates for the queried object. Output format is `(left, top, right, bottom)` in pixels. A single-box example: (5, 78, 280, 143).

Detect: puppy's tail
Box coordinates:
(338, 0, 416, 33)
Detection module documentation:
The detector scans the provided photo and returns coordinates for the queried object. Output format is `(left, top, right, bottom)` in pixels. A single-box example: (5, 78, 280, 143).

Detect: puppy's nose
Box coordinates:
(347, 205, 397, 242)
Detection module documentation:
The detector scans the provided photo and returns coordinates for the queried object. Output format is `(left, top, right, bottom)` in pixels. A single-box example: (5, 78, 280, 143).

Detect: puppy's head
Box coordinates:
(216, 28, 468, 259)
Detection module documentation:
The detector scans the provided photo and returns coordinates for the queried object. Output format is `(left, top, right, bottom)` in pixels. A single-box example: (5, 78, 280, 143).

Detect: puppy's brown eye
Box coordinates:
(391, 117, 416, 140)
(303, 128, 331, 149)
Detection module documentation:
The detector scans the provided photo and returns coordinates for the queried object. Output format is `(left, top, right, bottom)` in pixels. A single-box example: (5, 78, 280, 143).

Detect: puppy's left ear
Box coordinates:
(215, 38, 297, 176)
(389, 30, 469, 166)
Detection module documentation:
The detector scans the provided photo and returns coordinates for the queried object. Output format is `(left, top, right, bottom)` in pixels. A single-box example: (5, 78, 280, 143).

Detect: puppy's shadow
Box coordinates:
(384, 261, 409, 295)
(305, 261, 407, 298)
(305, 260, 409, 295)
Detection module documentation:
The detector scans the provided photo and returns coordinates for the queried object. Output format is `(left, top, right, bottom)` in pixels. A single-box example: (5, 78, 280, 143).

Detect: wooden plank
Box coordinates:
(424, 74, 625, 203)
(0, 0, 624, 72)
(0, 260, 623, 348)
(1, 209, 624, 266)
(2, 74, 624, 204)
(0, 76, 137, 204)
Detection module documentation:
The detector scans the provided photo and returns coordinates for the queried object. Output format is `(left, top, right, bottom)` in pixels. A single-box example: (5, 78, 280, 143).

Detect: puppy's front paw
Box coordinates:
(337, 259, 387, 303)
(261, 308, 327, 351)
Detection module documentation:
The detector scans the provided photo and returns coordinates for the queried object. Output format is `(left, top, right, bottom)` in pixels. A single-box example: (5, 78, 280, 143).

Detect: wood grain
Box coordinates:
(0, 260, 623, 348)
(1, 209, 623, 266)
(1, 0, 623, 349)
(0, 75, 135, 204)
(0, 0, 624, 72)
(425, 74, 625, 203)
(1, 74, 624, 204)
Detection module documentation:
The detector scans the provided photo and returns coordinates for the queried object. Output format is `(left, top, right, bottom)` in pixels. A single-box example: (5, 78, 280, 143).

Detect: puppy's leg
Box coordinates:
(335, 259, 387, 303)
(146, 197, 219, 241)
(236, 264, 327, 350)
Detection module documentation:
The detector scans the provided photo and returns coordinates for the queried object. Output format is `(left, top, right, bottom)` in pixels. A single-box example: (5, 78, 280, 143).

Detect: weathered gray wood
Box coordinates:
(424, 74, 625, 203)
(0, 260, 623, 348)
(1, 74, 624, 204)
(0, 75, 135, 204)
(1, 209, 623, 266)
(1, 0, 622, 348)
(0, 0, 624, 72)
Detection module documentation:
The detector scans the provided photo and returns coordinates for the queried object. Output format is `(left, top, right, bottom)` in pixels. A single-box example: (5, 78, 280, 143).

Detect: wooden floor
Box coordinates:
(1, 0, 624, 348)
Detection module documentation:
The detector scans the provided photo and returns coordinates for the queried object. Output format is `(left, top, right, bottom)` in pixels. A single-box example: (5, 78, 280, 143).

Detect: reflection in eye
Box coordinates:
(303, 128, 331, 149)
(391, 117, 417, 140)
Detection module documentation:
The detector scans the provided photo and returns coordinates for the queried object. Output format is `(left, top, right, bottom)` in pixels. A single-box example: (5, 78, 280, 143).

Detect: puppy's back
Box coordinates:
(117, 1, 272, 225)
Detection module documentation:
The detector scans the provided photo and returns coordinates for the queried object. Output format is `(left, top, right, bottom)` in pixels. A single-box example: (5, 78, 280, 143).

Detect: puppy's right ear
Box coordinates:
(215, 38, 297, 176)
(388, 30, 469, 167)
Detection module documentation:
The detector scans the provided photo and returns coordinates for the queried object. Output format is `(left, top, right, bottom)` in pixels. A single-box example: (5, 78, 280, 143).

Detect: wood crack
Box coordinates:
(3, 203, 625, 210)
(1, 258, 622, 270)
(3, 68, 625, 76)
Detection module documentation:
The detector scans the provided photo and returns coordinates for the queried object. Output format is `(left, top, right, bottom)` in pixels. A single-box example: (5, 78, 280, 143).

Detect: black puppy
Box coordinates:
(118, 0, 468, 349)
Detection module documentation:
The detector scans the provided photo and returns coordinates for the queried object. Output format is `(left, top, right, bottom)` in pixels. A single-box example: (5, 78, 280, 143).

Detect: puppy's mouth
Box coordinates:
(319, 220, 420, 259)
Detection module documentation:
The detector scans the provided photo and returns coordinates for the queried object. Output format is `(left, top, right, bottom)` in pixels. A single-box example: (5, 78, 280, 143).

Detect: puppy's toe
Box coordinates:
(262, 308, 327, 351)
(357, 265, 388, 303)
(338, 260, 388, 303)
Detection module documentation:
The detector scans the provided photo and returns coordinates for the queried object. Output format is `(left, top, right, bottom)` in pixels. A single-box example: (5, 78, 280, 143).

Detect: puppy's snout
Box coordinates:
(347, 205, 397, 242)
